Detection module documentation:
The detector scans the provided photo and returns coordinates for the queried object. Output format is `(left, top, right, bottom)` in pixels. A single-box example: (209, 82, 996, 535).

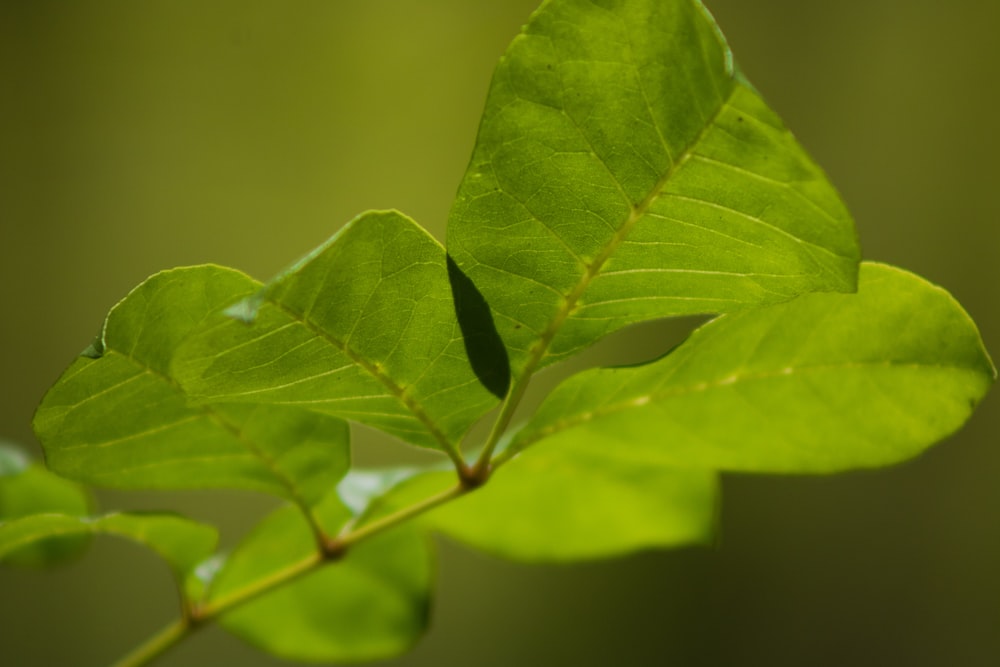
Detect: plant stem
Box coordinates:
(112, 337, 539, 667)
(107, 482, 469, 667)
(334, 483, 466, 550)
(471, 372, 533, 478)
(196, 551, 322, 620)
(109, 618, 188, 667)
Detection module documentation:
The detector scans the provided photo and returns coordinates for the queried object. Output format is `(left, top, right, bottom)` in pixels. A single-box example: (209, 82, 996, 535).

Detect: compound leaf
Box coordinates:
(175, 210, 502, 455)
(448, 0, 859, 378)
(513, 262, 995, 472)
(33, 267, 350, 511)
(210, 499, 431, 663)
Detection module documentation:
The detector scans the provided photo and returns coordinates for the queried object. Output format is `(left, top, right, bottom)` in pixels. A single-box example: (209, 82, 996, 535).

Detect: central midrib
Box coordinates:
(516, 359, 983, 451)
(268, 300, 458, 456)
(110, 349, 317, 517)
(513, 88, 735, 387)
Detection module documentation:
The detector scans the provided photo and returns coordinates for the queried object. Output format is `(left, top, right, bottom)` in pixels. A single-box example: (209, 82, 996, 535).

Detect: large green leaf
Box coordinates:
(0, 512, 217, 580)
(511, 262, 995, 472)
(447, 0, 859, 378)
(0, 442, 92, 567)
(33, 267, 350, 509)
(174, 210, 501, 454)
(210, 499, 432, 663)
(357, 451, 717, 562)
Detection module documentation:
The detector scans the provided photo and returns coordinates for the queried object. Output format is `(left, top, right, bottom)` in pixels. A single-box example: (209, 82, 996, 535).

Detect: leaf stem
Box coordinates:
(109, 618, 189, 667)
(195, 551, 323, 621)
(333, 482, 466, 550)
(471, 377, 531, 478)
(107, 482, 469, 667)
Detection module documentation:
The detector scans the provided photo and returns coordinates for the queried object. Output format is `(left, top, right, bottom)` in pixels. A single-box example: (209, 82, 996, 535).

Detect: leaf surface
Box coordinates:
(0, 512, 217, 579)
(448, 0, 859, 377)
(33, 267, 350, 510)
(210, 499, 431, 663)
(513, 262, 996, 472)
(0, 443, 93, 566)
(364, 451, 717, 562)
(175, 210, 501, 454)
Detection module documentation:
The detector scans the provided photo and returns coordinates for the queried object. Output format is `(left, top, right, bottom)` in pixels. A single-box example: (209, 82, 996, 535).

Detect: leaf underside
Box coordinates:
(357, 455, 717, 562)
(448, 0, 860, 378)
(33, 266, 350, 509)
(174, 210, 501, 453)
(513, 262, 995, 472)
(0, 512, 217, 579)
(0, 446, 93, 567)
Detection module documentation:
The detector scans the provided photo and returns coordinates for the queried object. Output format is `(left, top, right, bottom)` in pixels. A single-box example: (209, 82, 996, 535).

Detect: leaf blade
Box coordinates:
(33, 266, 351, 509)
(0, 443, 93, 567)
(349, 451, 717, 563)
(0, 512, 217, 579)
(447, 0, 859, 376)
(513, 262, 995, 472)
(175, 210, 501, 453)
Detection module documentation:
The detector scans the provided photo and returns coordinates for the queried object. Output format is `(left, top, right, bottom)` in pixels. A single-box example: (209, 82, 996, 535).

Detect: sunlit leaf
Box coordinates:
(448, 0, 859, 378)
(175, 210, 503, 454)
(33, 267, 350, 510)
(513, 263, 996, 471)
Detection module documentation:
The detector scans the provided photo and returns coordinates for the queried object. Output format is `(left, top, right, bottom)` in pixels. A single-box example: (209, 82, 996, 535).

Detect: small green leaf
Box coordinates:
(365, 452, 717, 562)
(0, 512, 217, 580)
(447, 0, 859, 378)
(33, 266, 350, 510)
(210, 500, 432, 663)
(0, 443, 92, 567)
(513, 262, 995, 472)
(175, 210, 502, 454)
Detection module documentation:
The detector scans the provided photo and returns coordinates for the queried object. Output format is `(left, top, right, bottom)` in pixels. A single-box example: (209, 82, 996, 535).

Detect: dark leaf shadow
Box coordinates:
(447, 254, 510, 399)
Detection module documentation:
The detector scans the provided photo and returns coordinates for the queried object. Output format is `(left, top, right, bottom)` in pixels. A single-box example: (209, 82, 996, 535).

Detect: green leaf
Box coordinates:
(210, 500, 432, 663)
(447, 0, 859, 378)
(33, 266, 350, 510)
(174, 210, 502, 455)
(360, 452, 717, 562)
(0, 443, 93, 567)
(0, 512, 217, 580)
(512, 262, 996, 472)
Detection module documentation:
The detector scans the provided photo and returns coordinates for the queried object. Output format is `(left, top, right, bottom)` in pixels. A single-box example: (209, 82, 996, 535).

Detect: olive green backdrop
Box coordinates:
(2, 1, 997, 666)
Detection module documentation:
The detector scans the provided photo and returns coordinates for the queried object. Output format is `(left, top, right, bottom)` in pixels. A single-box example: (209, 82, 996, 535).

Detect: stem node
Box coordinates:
(459, 461, 491, 490)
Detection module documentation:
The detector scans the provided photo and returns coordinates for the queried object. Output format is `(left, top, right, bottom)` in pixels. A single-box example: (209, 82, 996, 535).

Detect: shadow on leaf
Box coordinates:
(447, 254, 510, 399)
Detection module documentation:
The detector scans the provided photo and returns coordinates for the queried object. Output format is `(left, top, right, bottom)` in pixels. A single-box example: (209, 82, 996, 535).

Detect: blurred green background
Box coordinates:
(2, 1, 997, 665)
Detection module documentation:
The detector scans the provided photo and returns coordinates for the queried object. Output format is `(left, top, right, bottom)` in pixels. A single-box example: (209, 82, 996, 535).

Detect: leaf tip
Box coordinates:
(80, 333, 105, 359)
